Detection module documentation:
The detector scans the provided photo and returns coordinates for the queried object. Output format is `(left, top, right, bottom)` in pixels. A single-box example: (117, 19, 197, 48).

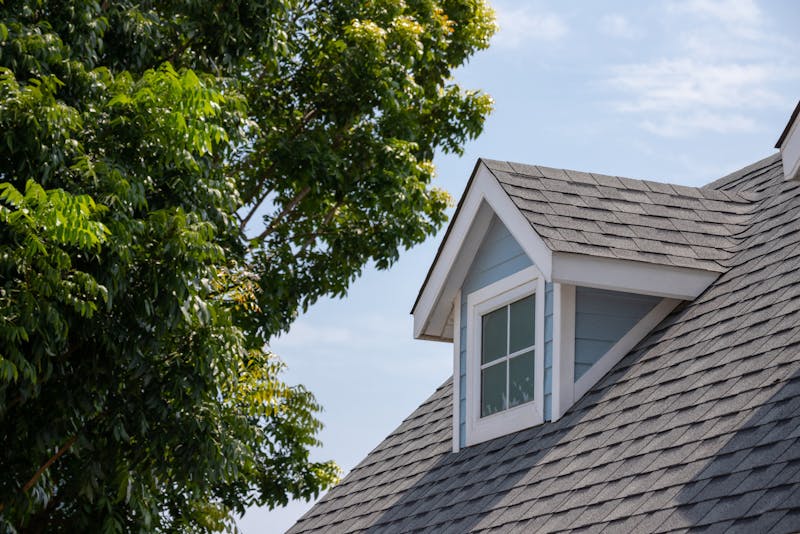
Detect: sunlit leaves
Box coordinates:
(0, 0, 494, 531)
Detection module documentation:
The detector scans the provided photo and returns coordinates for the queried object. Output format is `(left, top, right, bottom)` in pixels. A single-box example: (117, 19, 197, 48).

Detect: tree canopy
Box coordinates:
(0, 1, 495, 531)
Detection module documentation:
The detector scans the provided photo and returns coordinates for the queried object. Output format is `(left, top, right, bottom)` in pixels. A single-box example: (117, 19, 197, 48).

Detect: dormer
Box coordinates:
(412, 159, 756, 451)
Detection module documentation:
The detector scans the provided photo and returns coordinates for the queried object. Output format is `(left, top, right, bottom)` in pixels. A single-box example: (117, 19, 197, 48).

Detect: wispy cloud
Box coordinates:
(668, 0, 761, 26)
(608, 0, 798, 137)
(641, 111, 758, 138)
(491, 4, 567, 49)
(598, 14, 640, 39)
(610, 59, 783, 113)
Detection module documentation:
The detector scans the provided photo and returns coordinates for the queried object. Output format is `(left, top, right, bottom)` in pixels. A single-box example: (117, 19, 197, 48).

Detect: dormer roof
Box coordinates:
(412, 158, 760, 341)
(481, 158, 757, 272)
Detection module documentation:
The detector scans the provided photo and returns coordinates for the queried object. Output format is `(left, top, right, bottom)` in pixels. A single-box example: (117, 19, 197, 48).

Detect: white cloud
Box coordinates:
(640, 110, 758, 137)
(668, 0, 761, 27)
(598, 14, 640, 39)
(491, 4, 567, 48)
(610, 59, 783, 113)
(606, 0, 798, 137)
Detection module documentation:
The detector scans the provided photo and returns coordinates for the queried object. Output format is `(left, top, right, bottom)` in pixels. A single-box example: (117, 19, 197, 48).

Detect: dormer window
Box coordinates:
(480, 294, 535, 416)
(465, 267, 544, 446)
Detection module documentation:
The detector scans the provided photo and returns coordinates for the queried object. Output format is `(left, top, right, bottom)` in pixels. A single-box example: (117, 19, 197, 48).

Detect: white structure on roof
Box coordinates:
(412, 157, 757, 450)
(777, 101, 800, 181)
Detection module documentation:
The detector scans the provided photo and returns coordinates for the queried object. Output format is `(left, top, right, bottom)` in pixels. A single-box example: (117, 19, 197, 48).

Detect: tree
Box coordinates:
(0, 1, 495, 531)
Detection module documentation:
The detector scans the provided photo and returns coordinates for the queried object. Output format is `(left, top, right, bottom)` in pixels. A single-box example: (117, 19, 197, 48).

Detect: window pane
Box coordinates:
(509, 295, 535, 353)
(481, 362, 506, 417)
(482, 307, 507, 364)
(509, 350, 535, 408)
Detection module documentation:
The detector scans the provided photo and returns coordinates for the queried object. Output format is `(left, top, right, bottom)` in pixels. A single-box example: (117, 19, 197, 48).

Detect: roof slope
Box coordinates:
(289, 153, 800, 534)
(482, 159, 759, 273)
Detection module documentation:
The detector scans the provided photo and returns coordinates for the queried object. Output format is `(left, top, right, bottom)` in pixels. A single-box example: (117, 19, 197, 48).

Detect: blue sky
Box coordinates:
(239, 1, 799, 531)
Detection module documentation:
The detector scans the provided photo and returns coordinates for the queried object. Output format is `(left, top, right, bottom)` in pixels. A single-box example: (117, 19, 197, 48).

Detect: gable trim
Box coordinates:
(413, 162, 553, 341)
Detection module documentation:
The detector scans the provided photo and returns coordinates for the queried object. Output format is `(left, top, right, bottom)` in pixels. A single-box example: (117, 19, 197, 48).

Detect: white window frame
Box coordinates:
(465, 266, 544, 446)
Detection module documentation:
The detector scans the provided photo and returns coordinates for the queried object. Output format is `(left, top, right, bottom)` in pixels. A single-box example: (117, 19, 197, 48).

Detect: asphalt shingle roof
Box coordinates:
(482, 158, 760, 273)
(288, 153, 800, 534)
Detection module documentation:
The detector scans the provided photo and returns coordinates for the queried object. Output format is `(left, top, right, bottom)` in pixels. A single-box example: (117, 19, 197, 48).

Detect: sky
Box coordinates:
(239, 1, 799, 532)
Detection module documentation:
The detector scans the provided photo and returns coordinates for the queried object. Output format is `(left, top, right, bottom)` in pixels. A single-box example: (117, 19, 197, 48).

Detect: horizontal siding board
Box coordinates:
(575, 287, 660, 316)
(576, 313, 641, 342)
(575, 339, 616, 363)
(573, 287, 659, 381)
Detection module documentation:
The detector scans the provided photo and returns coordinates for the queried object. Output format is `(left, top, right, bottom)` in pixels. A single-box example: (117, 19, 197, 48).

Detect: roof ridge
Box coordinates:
(484, 158, 760, 204)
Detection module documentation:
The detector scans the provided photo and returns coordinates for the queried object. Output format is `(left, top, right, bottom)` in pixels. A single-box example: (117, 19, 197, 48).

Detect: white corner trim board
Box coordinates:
(551, 283, 575, 422)
(465, 266, 545, 447)
(413, 163, 553, 341)
(452, 290, 461, 453)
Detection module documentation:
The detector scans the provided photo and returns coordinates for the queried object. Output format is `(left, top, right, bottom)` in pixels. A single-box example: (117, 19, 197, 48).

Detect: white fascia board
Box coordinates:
(412, 187, 492, 340)
(476, 166, 553, 280)
(423, 202, 493, 341)
(551, 252, 719, 301)
(413, 163, 553, 341)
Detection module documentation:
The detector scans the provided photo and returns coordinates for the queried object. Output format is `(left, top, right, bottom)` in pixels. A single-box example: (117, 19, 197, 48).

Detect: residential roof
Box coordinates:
(482, 158, 758, 273)
(289, 153, 800, 534)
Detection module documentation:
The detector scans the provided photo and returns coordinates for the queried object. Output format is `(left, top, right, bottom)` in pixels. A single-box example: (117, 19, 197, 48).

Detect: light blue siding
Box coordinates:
(573, 287, 660, 381)
(458, 216, 535, 448)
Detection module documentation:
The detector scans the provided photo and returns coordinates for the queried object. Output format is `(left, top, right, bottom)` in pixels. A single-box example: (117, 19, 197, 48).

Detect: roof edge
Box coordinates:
(776, 100, 800, 149)
(410, 159, 484, 315)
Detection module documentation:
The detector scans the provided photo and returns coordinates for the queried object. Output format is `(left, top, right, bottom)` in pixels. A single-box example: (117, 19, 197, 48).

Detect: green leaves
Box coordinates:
(0, 0, 494, 531)
(0, 179, 109, 389)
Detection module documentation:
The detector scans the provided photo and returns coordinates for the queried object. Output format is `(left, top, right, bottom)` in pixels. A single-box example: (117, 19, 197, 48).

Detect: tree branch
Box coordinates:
(239, 109, 318, 230)
(22, 435, 78, 494)
(251, 185, 312, 242)
(302, 201, 342, 250)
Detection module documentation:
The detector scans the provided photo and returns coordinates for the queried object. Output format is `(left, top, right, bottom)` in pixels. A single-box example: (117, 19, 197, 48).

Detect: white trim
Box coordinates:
(551, 252, 717, 301)
(551, 283, 575, 422)
(573, 297, 680, 400)
(780, 112, 800, 180)
(465, 266, 545, 446)
(478, 167, 552, 279)
(452, 290, 461, 453)
(413, 163, 553, 341)
(426, 203, 493, 341)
